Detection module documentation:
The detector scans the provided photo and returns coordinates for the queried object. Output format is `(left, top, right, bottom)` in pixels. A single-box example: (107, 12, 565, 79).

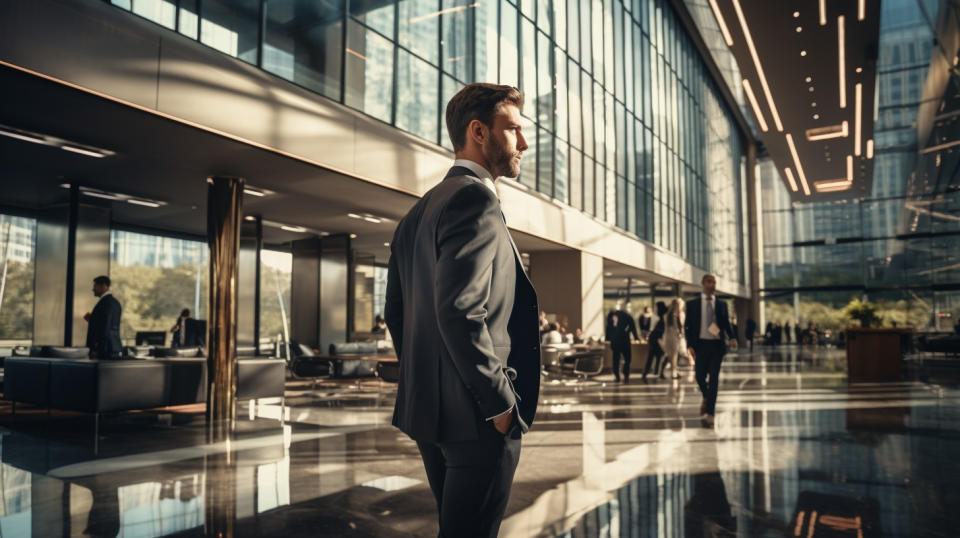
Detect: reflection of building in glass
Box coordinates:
(758, 0, 958, 331)
(0, 216, 35, 264)
(110, 230, 208, 268)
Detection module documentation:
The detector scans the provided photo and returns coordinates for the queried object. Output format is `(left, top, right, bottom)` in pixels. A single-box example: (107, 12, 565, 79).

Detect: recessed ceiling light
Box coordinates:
(363, 216, 382, 224)
(800, 50, 807, 57)
(708, 0, 734, 46)
(244, 216, 256, 221)
(383, 242, 390, 247)
(839, 16, 847, 108)
(819, 0, 826, 25)
(805, 77, 812, 83)
(856, 67, 863, 73)
(280, 225, 307, 233)
(347, 213, 361, 219)
(243, 188, 266, 197)
(793, 11, 800, 18)
(813, 114, 820, 119)
(795, 26, 802, 32)
(811, 102, 817, 107)
(350, 234, 358, 239)
(808, 87, 815, 92)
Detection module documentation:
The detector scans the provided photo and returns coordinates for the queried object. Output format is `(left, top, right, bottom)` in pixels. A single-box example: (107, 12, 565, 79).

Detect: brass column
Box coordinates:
(746, 142, 761, 325)
(206, 176, 244, 441)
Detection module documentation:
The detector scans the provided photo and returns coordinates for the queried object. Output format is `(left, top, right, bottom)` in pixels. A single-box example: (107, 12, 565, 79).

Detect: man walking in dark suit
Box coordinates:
(684, 274, 737, 428)
(83, 275, 122, 359)
(384, 83, 539, 538)
(606, 306, 639, 383)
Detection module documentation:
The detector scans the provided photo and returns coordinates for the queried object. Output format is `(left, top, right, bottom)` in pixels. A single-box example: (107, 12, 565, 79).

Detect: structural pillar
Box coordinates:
(289, 234, 353, 352)
(206, 176, 243, 441)
(528, 250, 603, 338)
(746, 142, 762, 327)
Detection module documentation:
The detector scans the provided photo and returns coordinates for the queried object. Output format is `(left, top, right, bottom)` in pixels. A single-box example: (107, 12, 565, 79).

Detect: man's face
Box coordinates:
(92, 283, 107, 297)
(482, 103, 528, 178)
(702, 276, 716, 296)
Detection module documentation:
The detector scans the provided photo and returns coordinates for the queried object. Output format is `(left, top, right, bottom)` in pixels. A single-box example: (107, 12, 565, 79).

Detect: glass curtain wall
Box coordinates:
(109, 230, 209, 344)
(0, 214, 36, 343)
(108, 0, 749, 286)
(759, 0, 958, 334)
(260, 249, 292, 347)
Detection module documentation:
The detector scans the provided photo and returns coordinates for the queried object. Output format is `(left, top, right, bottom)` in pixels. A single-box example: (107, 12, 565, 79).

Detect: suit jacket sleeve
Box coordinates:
(433, 183, 516, 419)
(384, 251, 403, 359)
(91, 301, 109, 356)
(684, 300, 696, 346)
(627, 316, 638, 341)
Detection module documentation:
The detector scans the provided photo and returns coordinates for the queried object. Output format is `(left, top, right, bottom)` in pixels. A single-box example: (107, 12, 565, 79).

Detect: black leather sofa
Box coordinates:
(2, 355, 286, 452)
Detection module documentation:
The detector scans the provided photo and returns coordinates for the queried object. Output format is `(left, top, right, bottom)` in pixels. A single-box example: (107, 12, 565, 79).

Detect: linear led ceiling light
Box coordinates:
(0, 126, 46, 145)
(61, 145, 107, 158)
(847, 154, 854, 181)
(742, 79, 768, 131)
(785, 134, 811, 195)
(855, 83, 863, 156)
(805, 121, 848, 141)
(784, 168, 799, 192)
(858, 0, 866, 21)
(815, 181, 853, 193)
(819, 0, 826, 25)
(709, 0, 734, 46)
(866, 139, 874, 159)
(280, 225, 307, 233)
(127, 199, 161, 208)
(839, 16, 846, 108)
(243, 188, 267, 197)
(732, 0, 783, 131)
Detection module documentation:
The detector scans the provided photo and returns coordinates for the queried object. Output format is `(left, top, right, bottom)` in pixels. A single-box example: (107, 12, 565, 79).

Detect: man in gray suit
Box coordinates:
(385, 83, 540, 537)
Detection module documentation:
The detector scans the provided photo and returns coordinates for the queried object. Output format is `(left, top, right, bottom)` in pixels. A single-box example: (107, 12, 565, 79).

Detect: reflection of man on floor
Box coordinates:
(83, 275, 122, 359)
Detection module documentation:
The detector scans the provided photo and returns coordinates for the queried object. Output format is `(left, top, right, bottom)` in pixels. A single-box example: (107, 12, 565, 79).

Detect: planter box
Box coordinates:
(845, 328, 913, 382)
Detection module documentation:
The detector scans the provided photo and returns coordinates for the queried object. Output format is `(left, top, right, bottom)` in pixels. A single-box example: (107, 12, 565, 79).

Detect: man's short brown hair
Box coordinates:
(445, 83, 523, 152)
(702, 273, 716, 284)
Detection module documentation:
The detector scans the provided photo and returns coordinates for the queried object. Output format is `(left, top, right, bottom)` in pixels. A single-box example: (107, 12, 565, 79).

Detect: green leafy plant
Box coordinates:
(843, 297, 881, 328)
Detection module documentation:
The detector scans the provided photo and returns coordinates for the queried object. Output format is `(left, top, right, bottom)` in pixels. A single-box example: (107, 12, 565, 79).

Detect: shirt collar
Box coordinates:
(453, 159, 498, 198)
(99, 291, 112, 300)
(702, 292, 713, 301)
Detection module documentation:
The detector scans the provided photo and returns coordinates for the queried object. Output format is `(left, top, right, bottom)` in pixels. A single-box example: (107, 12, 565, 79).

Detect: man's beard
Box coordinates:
(483, 136, 521, 178)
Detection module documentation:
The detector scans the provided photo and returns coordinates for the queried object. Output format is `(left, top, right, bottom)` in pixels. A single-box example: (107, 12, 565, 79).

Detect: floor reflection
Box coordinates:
(0, 347, 956, 536)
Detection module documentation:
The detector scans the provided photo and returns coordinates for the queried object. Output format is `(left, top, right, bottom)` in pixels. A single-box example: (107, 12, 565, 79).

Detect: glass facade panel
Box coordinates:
(398, 0, 440, 65)
(0, 215, 35, 342)
(259, 249, 292, 344)
(200, 0, 260, 64)
(396, 50, 440, 141)
(109, 230, 209, 343)
(442, 0, 475, 81)
(344, 21, 394, 123)
(350, 0, 394, 37)
(263, 0, 343, 100)
(106, 0, 751, 287)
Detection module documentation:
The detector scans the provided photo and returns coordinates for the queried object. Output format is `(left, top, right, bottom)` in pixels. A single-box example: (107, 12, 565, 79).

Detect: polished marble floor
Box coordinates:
(0, 346, 958, 537)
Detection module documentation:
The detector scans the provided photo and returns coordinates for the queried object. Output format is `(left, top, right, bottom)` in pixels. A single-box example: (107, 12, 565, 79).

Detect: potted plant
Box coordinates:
(843, 297, 880, 328)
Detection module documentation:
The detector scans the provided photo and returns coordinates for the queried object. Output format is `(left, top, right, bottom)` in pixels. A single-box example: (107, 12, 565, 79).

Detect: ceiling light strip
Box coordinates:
(62, 145, 106, 158)
(709, 0, 734, 46)
(820, 0, 827, 26)
(785, 134, 811, 195)
(805, 122, 848, 141)
(816, 179, 853, 189)
(0, 128, 46, 145)
(855, 83, 862, 156)
(846, 155, 853, 181)
(839, 16, 846, 109)
(742, 79, 768, 131)
(732, 0, 784, 131)
(866, 139, 874, 159)
(858, 0, 865, 21)
(784, 168, 799, 192)
(815, 183, 853, 193)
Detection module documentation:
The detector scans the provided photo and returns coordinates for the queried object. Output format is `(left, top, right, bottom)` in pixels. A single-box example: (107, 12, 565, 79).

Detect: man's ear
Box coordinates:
(468, 119, 487, 146)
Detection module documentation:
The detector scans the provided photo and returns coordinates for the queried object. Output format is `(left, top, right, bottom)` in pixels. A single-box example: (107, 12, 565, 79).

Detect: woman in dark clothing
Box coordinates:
(642, 302, 669, 380)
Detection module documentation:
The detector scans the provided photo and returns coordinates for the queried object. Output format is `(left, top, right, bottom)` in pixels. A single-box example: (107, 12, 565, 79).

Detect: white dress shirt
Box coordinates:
(700, 293, 720, 340)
